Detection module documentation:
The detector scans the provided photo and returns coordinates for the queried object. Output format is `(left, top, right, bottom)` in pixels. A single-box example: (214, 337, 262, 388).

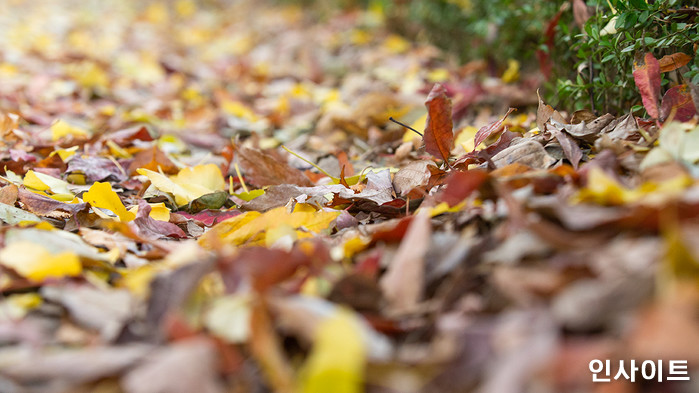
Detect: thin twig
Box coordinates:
(389, 117, 423, 137)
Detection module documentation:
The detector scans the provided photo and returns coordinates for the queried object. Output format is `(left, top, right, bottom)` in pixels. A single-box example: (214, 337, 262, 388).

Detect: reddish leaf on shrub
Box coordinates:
(633, 52, 661, 119)
(658, 53, 692, 73)
(660, 84, 697, 122)
(423, 83, 454, 163)
(473, 107, 516, 150)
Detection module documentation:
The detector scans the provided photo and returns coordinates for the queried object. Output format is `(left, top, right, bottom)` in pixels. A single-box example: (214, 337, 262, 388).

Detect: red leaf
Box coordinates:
(439, 169, 489, 207)
(473, 108, 516, 150)
(633, 52, 661, 119)
(423, 83, 454, 163)
(660, 84, 697, 122)
(658, 53, 692, 73)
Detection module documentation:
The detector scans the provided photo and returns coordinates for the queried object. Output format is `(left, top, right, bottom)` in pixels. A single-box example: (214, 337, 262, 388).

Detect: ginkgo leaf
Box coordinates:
(298, 309, 365, 393)
(24, 170, 72, 195)
(199, 205, 339, 248)
(0, 241, 81, 281)
(137, 164, 225, 206)
(50, 119, 90, 141)
(82, 182, 135, 222)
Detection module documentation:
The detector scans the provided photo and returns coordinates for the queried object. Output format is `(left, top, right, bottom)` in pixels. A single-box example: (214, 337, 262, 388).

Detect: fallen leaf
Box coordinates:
(137, 164, 225, 206)
(473, 108, 516, 150)
(393, 161, 434, 196)
(122, 338, 224, 393)
(633, 52, 661, 119)
(235, 146, 313, 187)
(380, 210, 431, 311)
(82, 182, 136, 222)
(491, 140, 557, 169)
(127, 146, 178, 175)
(439, 169, 488, 207)
(131, 199, 187, 239)
(298, 308, 366, 393)
(0, 241, 82, 281)
(549, 127, 583, 169)
(200, 206, 339, 248)
(67, 156, 127, 183)
(423, 83, 454, 163)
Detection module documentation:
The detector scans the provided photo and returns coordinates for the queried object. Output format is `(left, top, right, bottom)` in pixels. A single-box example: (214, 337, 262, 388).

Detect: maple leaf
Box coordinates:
(633, 52, 661, 119)
(423, 83, 454, 163)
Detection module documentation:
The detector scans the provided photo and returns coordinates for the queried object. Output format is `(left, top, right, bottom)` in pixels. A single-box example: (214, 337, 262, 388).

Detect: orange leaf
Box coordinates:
(633, 52, 661, 119)
(658, 53, 692, 73)
(660, 84, 696, 122)
(423, 83, 454, 163)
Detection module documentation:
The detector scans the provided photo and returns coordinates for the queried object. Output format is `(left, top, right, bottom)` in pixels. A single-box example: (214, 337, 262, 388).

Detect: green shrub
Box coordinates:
(557, 0, 698, 114)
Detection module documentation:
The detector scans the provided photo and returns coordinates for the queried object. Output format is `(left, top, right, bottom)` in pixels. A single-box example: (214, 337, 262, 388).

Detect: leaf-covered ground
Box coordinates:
(0, 1, 698, 392)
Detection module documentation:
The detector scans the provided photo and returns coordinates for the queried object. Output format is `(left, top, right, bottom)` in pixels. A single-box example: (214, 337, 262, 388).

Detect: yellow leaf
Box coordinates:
(23, 170, 72, 195)
(173, 164, 226, 195)
(50, 145, 80, 161)
(573, 167, 692, 206)
(383, 34, 410, 54)
(426, 68, 450, 83)
(298, 309, 365, 393)
(402, 113, 427, 143)
(23, 170, 50, 191)
(128, 202, 171, 221)
(51, 119, 89, 141)
(82, 182, 135, 222)
(502, 59, 520, 83)
(0, 241, 81, 282)
(221, 100, 258, 122)
(200, 206, 339, 248)
(138, 164, 225, 206)
(454, 126, 478, 153)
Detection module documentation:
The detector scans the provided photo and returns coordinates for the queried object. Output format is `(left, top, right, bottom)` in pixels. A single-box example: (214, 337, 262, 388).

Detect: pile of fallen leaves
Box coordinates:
(0, 1, 698, 392)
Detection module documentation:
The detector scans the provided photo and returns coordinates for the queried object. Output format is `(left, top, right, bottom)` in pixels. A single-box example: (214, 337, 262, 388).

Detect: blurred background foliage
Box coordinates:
(274, 0, 697, 115)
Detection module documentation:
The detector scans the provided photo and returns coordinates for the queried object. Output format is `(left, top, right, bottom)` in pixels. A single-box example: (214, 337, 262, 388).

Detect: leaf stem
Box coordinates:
(389, 117, 423, 137)
(234, 163, 249, 193)
(281, 145, 335, 179)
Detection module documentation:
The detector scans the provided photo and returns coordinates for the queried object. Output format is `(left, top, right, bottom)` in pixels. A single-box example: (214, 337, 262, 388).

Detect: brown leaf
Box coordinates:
(380, 210, 431, 312)
(0, 184, 18, 205)
(658, 52, 692, 73)
(474, 108, 516, 149)
(393, 161, 435, 196)
(536, 90, 564, 132)
(423, 83, 454, 162)
(660, 84, 697, 122)
(491, 140, 557, 169)
(549, 127, 583, 169)
(127, 146, 178, 175)
(122, 338, 224, 393)
(235, 146, 313, 187)
(633, 52, 661, 119)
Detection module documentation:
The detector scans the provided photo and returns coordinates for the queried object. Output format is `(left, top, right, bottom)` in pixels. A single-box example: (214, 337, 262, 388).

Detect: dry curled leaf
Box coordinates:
(423, 83, 454, 163)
